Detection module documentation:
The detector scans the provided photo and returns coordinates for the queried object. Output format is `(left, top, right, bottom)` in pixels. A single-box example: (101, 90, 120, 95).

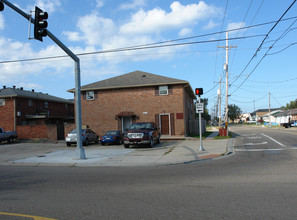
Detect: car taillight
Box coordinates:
(113, 137, 117, 139)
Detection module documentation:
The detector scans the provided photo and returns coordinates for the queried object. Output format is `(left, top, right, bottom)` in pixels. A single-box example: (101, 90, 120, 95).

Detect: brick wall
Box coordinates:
(0, 98, 15, 131)
(79, 85, 192, 136)
(17, 124, 47, 139)
(16, 124, 58, 141)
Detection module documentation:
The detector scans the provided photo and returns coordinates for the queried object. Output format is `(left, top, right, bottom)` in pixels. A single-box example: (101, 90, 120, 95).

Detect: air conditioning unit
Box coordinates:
(17, 111, 21, 116)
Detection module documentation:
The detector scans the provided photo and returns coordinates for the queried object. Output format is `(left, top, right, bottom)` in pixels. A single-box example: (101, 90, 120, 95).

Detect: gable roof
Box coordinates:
(68, 70, 196, 98)
(0, 87, 73, 104)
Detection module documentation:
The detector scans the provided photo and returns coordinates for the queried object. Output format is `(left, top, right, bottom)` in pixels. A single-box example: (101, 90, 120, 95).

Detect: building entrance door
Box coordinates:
(122, 116, 132, 132)
(161, 114, 170, 135)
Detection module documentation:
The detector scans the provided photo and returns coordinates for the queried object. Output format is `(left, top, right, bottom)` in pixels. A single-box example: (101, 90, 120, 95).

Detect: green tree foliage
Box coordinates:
(228, 104, 242, 122)
(282, 99, 297, 109)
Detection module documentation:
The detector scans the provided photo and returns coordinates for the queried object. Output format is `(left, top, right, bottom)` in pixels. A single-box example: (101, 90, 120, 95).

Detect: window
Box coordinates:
(45, 101, 48, 108)
(28, 99, 33, 107)
(159, 86, 168, 95)
(0, 98, 5, 106)
(86, 91, 95, 100)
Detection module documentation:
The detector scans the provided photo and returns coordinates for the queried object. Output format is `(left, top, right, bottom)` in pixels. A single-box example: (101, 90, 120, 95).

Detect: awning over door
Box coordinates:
(116, 111, 136, 117)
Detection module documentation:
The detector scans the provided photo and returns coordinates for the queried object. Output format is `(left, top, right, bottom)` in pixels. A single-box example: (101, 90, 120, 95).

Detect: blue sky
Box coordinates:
(0, 0, 297, 115)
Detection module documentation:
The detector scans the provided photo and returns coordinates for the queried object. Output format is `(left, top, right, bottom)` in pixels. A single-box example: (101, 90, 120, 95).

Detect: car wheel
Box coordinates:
(149, 137, 154, 148)
(124, 144, 129, 148)
(66, 143, 71, 147)
(7, 136, 13, 144)
(101, 142, 105, 146)
(156, 135, 160, 144)
(95, 137, 99, 144)
(83, 139, 89, 146)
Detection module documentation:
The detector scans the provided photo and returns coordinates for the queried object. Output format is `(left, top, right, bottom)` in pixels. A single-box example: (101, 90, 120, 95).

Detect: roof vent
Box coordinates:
(13, 85, 16, 89)
(20, 87, 23, 90)
(3, 86, 6, 89)
(32, 89, 35, 92)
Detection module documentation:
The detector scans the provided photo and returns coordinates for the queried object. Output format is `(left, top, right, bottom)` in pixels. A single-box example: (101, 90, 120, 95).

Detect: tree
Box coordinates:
(282, 99, 297, 109)
(228, 104, 242, 122)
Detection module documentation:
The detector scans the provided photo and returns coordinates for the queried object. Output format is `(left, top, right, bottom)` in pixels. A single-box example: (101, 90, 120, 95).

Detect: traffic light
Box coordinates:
(195, 88, 203, 96)
(0, 2, 4, 11)
(34, 6, 48, 42)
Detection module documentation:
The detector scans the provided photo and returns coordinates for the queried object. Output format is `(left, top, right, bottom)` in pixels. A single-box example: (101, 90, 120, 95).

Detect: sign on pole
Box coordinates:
(196, 103, 204, 113)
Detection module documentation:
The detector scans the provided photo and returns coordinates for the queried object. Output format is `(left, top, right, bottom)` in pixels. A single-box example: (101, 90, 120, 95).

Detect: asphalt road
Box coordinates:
(1, 125, 297, 220)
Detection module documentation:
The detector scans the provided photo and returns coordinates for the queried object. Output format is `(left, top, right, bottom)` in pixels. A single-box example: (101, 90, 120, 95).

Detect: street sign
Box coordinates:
(196, 103, 204, 113)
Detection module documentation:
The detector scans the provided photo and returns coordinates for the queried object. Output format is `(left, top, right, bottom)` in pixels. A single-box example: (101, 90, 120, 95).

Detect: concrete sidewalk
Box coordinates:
(1, 129, 234, 167)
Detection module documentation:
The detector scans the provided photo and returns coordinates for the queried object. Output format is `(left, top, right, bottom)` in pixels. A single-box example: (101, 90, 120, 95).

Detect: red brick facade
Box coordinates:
(0, 89, 74, 140)
(80, 84, 195, 137)
(0, 98, 15, 131)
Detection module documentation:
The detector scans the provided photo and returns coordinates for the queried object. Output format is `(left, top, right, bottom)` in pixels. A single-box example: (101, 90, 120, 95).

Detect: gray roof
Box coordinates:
(0, 87, 73, 104)
(69, 70, 190, 92)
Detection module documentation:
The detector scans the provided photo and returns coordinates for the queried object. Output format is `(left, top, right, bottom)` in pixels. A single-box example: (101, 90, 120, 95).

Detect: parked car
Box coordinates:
(0, 127, 18, 144)
(290, 120, 297, 127)
(100, 130, 123, 145)
(124, 122, 161, 148)
(65, 129, 99, 146)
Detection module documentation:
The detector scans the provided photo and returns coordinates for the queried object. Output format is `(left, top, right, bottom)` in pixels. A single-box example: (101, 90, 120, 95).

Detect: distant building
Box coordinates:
(0, 86, 74, 140)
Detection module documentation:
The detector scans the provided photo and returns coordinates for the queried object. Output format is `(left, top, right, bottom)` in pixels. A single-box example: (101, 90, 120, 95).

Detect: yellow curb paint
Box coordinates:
(0, 212, 57, 220)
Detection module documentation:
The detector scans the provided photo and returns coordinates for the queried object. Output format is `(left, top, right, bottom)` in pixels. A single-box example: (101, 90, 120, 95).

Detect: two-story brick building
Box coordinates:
(68, 71, 197, 138)
(0, 86, 74, 140)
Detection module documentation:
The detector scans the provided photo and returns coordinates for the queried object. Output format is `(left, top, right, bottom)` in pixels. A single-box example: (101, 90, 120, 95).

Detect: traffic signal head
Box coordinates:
(0, 2, 4, 11)
(195, 88, 203, 96)
(34, 6, 48, 42)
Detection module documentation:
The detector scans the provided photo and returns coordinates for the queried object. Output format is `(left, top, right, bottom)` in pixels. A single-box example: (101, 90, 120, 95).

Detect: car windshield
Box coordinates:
(129, 123, 153, 130)
(69, 129, 86, 134)
(106, 131, 117, 136)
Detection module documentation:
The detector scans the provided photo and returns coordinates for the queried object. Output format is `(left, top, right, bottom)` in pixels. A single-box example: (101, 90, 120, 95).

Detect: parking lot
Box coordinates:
(0, 136, 229, 166)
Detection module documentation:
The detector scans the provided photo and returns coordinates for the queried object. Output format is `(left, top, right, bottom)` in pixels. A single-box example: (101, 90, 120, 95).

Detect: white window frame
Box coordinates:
(159, 85, 168, 95)
(86, 91, 95, 100)
(0, 98, 5, 106)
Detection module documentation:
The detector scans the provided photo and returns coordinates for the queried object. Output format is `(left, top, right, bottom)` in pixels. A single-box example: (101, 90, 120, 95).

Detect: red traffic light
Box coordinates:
(195, 88, 203, 96)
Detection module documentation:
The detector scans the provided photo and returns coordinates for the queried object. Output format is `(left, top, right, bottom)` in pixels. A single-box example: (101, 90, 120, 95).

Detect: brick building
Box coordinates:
(68, 71, 197, 137)
(0, 86, 74, 140)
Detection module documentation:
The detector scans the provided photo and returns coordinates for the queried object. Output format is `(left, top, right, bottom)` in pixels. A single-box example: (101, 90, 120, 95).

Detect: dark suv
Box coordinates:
(124, 122, 161, 148)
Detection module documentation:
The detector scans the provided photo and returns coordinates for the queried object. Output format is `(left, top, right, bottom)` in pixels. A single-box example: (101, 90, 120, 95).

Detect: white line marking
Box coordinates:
(261, 133, 286, 147)
(236, 148, 284, 152)
(244, 142, 268, 146)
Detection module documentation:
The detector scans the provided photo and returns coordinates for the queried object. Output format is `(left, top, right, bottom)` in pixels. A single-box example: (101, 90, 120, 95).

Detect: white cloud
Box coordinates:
(203, 20, 219, 30)
(119, 0, 147, 10)
(120, 1, 221, 35)
(227, 22, 245, 34)
(64, 13, 116, 46)
(179, 28, 192, 37)
(34, 0, 61, 13)
(96, 0, 104, 8)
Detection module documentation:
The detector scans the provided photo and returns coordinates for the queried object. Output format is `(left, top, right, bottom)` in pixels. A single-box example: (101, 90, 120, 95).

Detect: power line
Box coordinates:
(230, 0, 297, 94)
(0, 34, 265, 64)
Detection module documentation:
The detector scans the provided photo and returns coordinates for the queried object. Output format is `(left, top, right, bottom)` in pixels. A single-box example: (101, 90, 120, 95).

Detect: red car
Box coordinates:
(124, 122, 161, 148)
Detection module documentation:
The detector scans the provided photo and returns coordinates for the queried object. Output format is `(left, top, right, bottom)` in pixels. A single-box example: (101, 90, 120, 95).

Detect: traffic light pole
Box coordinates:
(1, 0, 86, 159)
(198, 96, 205, 151)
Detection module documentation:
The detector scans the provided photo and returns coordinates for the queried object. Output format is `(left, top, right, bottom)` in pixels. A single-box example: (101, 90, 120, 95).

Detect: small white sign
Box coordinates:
(196, 103, 204, 113)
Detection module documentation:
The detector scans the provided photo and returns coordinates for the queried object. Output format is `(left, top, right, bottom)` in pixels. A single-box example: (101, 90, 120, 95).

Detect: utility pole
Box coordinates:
(218, 32, 237, 135)
(269, 92, 271, 127)
(219, 75, 222, 127)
